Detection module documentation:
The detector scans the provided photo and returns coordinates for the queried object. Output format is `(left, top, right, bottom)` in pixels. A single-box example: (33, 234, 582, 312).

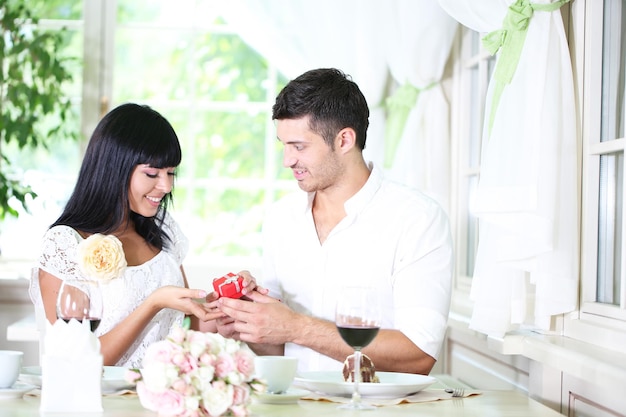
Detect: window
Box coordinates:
(1, 1, 292, 274)
(0, 0, 83, 265)
(451, 27, 494, 302)
(110, 1, 291, 265)
(595, 0, 625, 307)
(570, 0, 626, 350)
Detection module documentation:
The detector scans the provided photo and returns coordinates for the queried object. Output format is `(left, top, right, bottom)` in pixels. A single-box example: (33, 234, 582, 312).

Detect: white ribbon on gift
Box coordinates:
(218, 274, 241, 294)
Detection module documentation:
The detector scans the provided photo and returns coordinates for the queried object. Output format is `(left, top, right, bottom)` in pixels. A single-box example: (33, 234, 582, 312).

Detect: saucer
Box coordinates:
(0, 382, 37, 400)
(255, 388, 310, 404)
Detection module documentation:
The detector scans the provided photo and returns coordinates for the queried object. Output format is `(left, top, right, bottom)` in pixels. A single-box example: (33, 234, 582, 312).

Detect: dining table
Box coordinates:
(0, 389, 564, 417)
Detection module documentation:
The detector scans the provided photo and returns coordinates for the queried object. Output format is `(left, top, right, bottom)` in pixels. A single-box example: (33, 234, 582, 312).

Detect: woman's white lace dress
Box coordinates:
(29, 212, 189, 369)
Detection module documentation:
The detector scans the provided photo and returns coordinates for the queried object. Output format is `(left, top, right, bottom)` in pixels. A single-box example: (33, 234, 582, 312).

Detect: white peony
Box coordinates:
(202, 382, 234, 417)
(141, 362, 178, 392)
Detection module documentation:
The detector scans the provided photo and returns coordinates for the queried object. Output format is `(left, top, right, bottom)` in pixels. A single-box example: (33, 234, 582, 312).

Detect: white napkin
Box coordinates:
(40, 319, 103, 413)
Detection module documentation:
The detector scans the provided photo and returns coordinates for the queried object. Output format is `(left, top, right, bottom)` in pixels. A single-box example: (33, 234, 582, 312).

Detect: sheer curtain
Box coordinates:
(217, 0, 458, 200)
(215, 0, 389, 165)
(438, 0, 578, 336)
(381, 0, 457, 211)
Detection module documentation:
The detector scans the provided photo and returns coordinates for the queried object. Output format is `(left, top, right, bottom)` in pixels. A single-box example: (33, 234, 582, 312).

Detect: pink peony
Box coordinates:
(199, 352, 215, 366)
(145, 339, 181, 365)
(215, 353, 236, 379)
(233, 350, 254, 378)
(172, 351, 198, 374)
(231, 385, 250, 406)
(171, 378, 189, 394)
(137, 382, 187, 416)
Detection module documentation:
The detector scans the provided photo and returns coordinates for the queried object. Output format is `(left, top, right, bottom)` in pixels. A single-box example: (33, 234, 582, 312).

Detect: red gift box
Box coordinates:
(213, 272, 244, 299)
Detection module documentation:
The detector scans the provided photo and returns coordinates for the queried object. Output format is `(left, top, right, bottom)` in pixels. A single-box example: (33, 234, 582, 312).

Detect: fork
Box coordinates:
(445, 387, 465, 397)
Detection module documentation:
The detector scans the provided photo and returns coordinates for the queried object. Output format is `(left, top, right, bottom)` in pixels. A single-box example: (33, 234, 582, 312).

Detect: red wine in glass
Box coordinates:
(60, 317, 102, 332)
(56, 280, 103, 333)
(335, 286, 382, 410)
(336, 326, 380, 350)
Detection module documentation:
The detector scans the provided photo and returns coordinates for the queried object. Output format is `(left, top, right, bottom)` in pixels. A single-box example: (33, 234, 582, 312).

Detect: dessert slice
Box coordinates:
(342, 353, 380, 383)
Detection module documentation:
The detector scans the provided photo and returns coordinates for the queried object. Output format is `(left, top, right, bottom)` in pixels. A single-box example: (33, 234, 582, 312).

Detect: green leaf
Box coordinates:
(0, 0, 78, 219)
(182, 316, 191, 330)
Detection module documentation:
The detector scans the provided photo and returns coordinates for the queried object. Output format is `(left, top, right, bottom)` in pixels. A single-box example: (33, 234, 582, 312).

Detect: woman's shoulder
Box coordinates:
(38, 225, 83, 278)
(42, 225, 83, 245)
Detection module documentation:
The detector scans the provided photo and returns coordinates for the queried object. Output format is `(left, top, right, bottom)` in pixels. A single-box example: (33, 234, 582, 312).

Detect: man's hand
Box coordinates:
(230, 270, 270, 299)
(216, 291, 297, 345)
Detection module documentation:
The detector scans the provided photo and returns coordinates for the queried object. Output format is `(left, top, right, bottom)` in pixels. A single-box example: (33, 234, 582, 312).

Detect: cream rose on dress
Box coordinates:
(77, 233, 127, 282)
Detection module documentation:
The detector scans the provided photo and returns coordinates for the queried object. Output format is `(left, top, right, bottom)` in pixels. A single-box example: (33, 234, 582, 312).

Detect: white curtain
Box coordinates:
(216, 0, 458, 201)
(381, 0, 458, 212)
(438, 0, 578, 336)
(215, 0, 389, 166)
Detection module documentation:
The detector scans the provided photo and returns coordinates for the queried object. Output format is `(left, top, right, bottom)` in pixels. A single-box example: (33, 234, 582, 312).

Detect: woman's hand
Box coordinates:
(150, 286, 224, 321)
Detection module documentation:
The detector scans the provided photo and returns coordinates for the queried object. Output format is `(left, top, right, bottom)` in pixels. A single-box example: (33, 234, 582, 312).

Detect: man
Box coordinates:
(217, 68, 453, 375)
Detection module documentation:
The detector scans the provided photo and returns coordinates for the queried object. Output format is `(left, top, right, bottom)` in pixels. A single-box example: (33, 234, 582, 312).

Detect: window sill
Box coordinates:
(0, 265, 31, 303)
(447, 312, 626, 389)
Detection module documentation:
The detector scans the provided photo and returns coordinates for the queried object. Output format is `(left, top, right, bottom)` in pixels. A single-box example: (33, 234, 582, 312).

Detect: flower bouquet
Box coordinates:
(127, 318, 265, 417)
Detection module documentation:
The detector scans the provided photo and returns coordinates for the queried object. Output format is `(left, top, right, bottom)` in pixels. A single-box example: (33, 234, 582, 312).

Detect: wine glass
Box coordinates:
(335, 286, 382, 410)
(56, 279, 103, 332)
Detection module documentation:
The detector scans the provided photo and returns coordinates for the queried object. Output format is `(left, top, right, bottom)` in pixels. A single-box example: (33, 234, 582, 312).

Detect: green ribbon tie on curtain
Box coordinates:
(482, 0, 570, 136)
(384, 81, 437, 168)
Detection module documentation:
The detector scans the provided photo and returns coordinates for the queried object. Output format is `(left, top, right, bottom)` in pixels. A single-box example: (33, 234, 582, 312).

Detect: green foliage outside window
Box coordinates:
(1, 0, 292, 260)
(0, 0, 80, 219)
(113, 11, 290, 257)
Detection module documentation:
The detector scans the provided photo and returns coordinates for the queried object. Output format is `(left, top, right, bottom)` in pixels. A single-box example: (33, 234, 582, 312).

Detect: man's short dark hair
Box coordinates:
(272, 68, 369, 150)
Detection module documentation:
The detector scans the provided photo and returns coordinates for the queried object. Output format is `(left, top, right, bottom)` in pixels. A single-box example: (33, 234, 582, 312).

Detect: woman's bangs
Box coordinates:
(140, 133, 182, 168)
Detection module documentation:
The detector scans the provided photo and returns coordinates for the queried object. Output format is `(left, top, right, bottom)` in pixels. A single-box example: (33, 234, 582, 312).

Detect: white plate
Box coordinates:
(18, 366, 135, 394)
(0, 382, 37, 400)
(293, 371, 435, 399)
(254, 388, 310, 404)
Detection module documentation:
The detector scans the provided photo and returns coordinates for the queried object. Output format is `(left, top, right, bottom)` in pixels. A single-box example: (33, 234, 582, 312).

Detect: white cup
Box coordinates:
(254, 355, 298, 394)
(0, 350, 23, 388)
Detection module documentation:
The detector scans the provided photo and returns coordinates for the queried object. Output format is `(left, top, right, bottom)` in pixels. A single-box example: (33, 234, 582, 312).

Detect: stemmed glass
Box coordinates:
(335, 286, 382, 410)
(56, 279, 103, 332)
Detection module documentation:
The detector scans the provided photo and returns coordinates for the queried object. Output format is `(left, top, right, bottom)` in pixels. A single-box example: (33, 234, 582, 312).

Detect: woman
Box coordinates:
(30, 103, 257, 368)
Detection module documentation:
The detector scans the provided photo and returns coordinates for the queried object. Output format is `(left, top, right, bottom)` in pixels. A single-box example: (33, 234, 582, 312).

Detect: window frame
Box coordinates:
(565, 0, 626, 351)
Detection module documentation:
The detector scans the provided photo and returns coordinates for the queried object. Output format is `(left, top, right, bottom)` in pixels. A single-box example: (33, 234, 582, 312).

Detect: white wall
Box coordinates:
(0, 276, 39, 366)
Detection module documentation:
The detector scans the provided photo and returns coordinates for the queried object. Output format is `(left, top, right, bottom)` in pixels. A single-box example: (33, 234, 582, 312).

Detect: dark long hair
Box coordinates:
(52, 103, 182, 250)
(272, 68, 370, 150)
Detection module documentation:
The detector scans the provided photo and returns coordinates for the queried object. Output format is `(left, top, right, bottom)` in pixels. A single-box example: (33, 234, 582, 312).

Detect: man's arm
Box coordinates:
(217, 292, 436, 374)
